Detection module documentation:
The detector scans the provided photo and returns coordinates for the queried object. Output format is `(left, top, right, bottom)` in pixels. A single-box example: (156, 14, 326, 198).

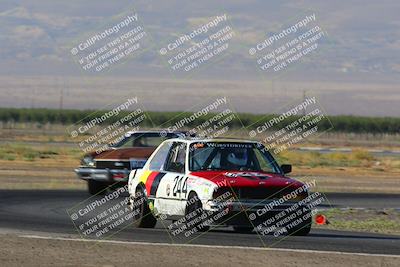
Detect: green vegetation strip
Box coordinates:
(0, 108, 399, 133)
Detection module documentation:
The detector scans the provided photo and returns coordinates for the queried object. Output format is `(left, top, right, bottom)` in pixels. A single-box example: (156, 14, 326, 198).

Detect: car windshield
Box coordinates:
(113, 133, 179, 148)
(189, 142, 281, 173)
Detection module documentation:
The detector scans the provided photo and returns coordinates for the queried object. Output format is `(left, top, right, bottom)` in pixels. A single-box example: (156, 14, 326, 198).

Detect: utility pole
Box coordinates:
(59, 88, 63, 110)
(59, 77, 64, 110)
(30, 79, 35, 108)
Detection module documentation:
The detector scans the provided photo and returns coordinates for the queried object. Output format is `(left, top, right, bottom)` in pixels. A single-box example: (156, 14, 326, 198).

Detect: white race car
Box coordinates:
(127, 138, 311, 235)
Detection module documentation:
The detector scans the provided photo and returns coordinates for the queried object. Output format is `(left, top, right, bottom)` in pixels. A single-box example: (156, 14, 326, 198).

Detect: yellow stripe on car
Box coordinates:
(139, 170, 152, 184)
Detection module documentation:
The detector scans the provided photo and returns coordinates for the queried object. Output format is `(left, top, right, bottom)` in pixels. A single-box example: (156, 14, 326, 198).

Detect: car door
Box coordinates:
(154, 141, 188, 217)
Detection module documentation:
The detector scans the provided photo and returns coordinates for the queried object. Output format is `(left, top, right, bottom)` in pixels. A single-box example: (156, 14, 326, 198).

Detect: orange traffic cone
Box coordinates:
(315, 214, 329, 225)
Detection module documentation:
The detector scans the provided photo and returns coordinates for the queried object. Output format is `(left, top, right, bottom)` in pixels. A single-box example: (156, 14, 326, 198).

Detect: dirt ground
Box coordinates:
(0, 233, 399, 267)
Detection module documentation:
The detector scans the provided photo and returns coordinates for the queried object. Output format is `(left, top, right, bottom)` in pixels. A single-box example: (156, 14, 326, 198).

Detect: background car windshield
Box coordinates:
(114, 133, 177, 148)
(189, 142, 280, 173)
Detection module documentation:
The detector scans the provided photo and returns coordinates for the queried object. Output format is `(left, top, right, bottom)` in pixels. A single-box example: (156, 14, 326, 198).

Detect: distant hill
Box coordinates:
(0, 0, 399, 80)
(0, 0, 399, 117)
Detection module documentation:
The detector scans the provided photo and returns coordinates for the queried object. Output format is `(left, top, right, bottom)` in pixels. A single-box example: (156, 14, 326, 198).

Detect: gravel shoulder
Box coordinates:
(1, 233, 399, 267)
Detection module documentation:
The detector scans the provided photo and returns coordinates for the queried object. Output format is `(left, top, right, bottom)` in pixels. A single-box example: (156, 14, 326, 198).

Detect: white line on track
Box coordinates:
(20, 234, 400, 258)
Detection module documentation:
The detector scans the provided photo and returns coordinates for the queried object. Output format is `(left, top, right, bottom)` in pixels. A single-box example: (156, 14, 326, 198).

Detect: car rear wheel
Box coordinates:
(132, 187, 157, 228)
(87, 180, 107, 195)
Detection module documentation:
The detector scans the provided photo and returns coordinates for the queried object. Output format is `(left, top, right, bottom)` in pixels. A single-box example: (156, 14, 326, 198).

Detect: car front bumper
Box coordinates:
(205, 199, 306, 211)
(74, 167, 130, 182)
(203, 199, 311, 227)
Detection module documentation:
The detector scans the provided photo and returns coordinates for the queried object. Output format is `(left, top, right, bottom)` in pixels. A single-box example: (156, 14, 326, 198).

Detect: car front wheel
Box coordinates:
(185, 192, 210, 232)
(233, 226, 254, 233)
(289, 216, 312, 236)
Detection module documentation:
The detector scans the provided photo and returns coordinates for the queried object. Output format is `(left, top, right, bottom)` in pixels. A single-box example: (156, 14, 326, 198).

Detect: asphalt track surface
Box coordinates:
(0, 189, 399, 256)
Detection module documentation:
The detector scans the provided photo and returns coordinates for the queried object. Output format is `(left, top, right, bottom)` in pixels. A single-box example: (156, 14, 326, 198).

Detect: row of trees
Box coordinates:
(0, 108, 398, 134)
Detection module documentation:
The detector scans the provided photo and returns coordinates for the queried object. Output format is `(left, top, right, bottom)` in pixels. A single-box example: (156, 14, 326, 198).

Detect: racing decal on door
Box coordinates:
(149, 172, 167, 196)
(138, 170, 167, 197)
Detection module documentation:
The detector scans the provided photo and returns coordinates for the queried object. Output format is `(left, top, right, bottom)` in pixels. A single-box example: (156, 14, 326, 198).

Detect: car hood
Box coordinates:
(90, 147, 156, 160)
(189, 170, 304, 189)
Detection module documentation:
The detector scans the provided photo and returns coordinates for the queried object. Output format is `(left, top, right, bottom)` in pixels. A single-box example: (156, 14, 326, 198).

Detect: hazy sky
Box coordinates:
(0, 0, 399, 116)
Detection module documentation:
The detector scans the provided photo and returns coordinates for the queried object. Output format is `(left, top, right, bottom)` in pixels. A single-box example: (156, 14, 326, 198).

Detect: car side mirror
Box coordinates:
(281, 164, 292, 174)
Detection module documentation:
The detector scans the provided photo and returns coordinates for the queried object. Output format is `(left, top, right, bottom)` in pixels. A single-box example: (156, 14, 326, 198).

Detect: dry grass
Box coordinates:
(0, 143, 399, 192)
(277, 149, 400, 171)
(314, 208, 400, 236)
(0, 125, 399, 192)
(0, 142, 82, 162)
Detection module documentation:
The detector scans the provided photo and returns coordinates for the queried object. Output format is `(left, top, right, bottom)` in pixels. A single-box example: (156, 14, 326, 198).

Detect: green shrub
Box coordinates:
(0, 108, 399, 134)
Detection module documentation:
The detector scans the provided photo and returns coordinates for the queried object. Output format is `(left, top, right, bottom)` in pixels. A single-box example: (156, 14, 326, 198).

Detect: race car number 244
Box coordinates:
(173, 176, 188, 198)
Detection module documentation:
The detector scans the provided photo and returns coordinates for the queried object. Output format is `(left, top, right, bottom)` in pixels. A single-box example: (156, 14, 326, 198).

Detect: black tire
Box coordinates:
(233, 226, 254, 233)
(88, 180, 107, 195)
(289, 216, 311, 236)
(185, 192, 210, 232)
(132, 187, 157, 228)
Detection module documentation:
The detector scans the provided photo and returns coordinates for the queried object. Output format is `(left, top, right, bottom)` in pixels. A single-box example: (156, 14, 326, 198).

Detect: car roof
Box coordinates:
(164, 137, 259, 144)
(125, 130, 187, 135)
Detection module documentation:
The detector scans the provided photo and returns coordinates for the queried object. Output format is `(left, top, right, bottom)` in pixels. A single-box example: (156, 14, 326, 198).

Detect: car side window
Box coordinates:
(164, 142, 187, 173)
(148, 142, 172, 171)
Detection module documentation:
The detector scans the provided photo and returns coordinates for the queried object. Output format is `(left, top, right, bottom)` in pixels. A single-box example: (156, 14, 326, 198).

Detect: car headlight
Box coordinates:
(81, 155, 95, 167)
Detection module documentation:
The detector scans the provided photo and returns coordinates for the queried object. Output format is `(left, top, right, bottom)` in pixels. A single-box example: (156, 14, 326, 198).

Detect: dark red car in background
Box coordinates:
(75, 130, 187, 194)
